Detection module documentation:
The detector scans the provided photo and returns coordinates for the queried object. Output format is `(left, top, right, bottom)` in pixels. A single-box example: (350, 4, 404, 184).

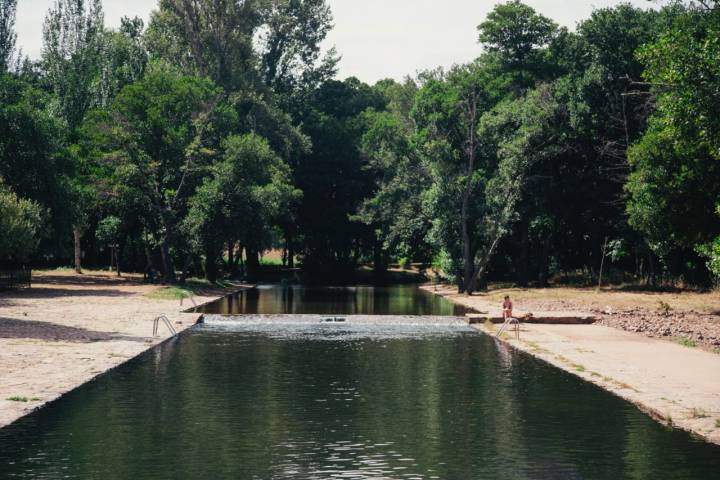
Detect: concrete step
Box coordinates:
(466, 311, 597, 325)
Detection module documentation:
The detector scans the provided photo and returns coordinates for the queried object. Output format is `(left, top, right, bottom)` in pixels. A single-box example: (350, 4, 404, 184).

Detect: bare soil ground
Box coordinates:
(0, 270, 240, 428)
(436, 284, 720, 351)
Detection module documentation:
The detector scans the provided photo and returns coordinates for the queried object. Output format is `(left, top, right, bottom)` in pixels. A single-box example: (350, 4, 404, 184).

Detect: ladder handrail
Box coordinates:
(496, 316, 520, 341)
(153, 314, 178, 337)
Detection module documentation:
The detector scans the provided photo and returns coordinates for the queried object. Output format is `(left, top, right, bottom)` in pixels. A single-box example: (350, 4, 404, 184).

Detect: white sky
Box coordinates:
(16, 0, 657, 83)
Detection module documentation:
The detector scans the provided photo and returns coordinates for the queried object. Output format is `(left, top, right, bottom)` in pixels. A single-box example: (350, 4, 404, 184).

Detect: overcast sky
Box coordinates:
(16, 0, 655, 83)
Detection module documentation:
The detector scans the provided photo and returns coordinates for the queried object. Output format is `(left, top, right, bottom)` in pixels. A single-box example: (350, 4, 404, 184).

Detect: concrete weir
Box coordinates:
(201, 314, 470, 325)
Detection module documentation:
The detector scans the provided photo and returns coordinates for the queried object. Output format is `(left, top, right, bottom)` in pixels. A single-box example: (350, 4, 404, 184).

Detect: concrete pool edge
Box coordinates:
(3, 281, 717, 448)
(422, 284, 720, 446)
(0, 279, 250, 431)
(468, 322, 720, 446)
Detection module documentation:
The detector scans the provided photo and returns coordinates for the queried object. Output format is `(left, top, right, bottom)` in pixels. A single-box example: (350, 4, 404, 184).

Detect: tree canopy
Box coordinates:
(1, 0, 718, 289)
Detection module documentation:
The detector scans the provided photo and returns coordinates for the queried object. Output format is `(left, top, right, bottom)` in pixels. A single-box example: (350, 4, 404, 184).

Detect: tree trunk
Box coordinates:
(205, 247, 218, 283)
(460, 96, 479, 295)
(246, 246, 260, 281)
(227, 242, 236, 276)
(288, 240, 295, 269)
(160, 232, 174, 283)
(518, 222, 529, 287)
(179, 255, 192, 284)
(73, 226, 82, 274)
(463, 236, 475, 295)
(373, 240, 388, 279)
(238, 245, 245, 277)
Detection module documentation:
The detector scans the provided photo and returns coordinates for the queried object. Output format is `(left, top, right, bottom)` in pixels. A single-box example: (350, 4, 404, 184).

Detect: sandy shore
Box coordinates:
(424, 284, 720, 445)
(0, 271, 238, 428)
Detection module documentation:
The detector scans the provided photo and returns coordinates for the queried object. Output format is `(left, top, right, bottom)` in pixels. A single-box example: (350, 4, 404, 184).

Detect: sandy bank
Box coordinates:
(423, 284, 720, 445)
(0, 271, 239, 428)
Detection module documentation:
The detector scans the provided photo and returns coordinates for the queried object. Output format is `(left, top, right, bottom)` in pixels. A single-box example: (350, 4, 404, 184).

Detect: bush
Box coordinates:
(0, 183, 45, 264)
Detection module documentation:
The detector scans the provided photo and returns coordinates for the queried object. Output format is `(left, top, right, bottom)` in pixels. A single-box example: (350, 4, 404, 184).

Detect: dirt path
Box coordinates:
(424, 285, 720, 445)
(0, 271, 238, 428)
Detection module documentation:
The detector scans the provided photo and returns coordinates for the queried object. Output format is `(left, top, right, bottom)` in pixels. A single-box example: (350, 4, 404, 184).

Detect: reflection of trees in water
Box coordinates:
(201, 286, 463, 316)
(6, 332, 719, 479)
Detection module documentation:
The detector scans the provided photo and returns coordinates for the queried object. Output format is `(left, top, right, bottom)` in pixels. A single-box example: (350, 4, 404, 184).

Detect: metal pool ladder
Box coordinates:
(153, 314, 178, 337)
(496, 317, 520, 341)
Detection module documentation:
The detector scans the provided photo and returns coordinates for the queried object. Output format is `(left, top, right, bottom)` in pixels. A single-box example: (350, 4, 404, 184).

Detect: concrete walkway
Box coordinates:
(421, 285, 720, 445)
(0, 272, 237, 428)
(474, 322, 720, 444)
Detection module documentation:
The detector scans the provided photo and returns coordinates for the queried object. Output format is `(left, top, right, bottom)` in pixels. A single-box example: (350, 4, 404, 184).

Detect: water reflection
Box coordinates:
(196, 285, 470, 316)
(1, 326, 718, 479)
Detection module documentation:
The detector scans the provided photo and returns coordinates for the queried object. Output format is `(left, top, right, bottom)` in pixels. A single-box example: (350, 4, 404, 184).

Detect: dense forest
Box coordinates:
(0, 0, 718, 291)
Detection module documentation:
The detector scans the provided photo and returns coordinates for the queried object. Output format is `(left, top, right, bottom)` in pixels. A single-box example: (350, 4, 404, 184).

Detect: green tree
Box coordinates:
(0, 73, 70, 262)
(185, 134, 300, 281)
(413, 60, 503, 293)
(146, 0, 262, 91)
(357, 79, 435, 274)
(97, 16, 148, 106)
(259, 0, 338, 110)
(96, 215, 122, 275)
(626, 2, 720, 283)
(294, 77, 385, 278)
(0, 0, 16, 72)
(0, 183, 45, 265)
(43, 0, 105, 273)
(477, 0, 557, 89)
(84, 62, 225, 282)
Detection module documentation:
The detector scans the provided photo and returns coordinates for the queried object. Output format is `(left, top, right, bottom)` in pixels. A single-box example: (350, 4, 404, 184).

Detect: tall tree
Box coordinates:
(185, 134, 300, 281)
(83, 62, 226, 282)
(413, 61, 502, 293)
(626, 1, 720, 283)
(477, 0, 557, 89)
(358, 79, 434, 274)
(0, 73, 70, 263)
(97, 16, 148, 106)
(0, 0, 16, 72)
(146, 0, 262, 91)
(43, 0, 105, 273)
(295, 77, 385, 278)
(259, 0, 338, 110)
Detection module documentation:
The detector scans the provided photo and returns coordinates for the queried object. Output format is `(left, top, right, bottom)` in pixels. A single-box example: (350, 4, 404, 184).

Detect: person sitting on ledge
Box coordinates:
(502, 295, 513, 320)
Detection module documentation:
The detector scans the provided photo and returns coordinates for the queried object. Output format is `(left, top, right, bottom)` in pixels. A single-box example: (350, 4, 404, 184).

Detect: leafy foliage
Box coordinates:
(0, 183, 44, 264)
(0, 0, 16, 72)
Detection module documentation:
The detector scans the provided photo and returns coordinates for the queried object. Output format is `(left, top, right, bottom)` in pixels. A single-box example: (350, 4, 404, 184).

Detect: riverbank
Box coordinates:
(0, 270, 241, 428)
(423, 284, 720, 445)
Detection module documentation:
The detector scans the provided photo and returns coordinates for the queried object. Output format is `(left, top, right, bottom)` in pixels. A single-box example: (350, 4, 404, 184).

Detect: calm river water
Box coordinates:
(1, 288, 718, 479)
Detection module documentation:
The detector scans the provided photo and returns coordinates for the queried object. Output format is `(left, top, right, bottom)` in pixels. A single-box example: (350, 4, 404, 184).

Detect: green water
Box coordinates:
(195, 285, 470, 316)
(1, 321, 718, 479)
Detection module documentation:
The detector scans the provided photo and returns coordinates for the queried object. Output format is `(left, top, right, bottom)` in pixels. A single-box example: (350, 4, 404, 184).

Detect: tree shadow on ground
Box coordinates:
(13, 287, 136, 299)
(0, 318, 148, 343)
(32, 274, 140, 287)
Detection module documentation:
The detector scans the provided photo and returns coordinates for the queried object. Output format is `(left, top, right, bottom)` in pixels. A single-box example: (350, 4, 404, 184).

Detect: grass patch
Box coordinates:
(145, 286, 196, 301)
(145, 278, 233, 301)
(260, 257, 284, 266)
(691, 408, 709, 419)
(6, 396, 28, 402)
(715, 419, 720, 428)
(673, 336, 698, 348)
